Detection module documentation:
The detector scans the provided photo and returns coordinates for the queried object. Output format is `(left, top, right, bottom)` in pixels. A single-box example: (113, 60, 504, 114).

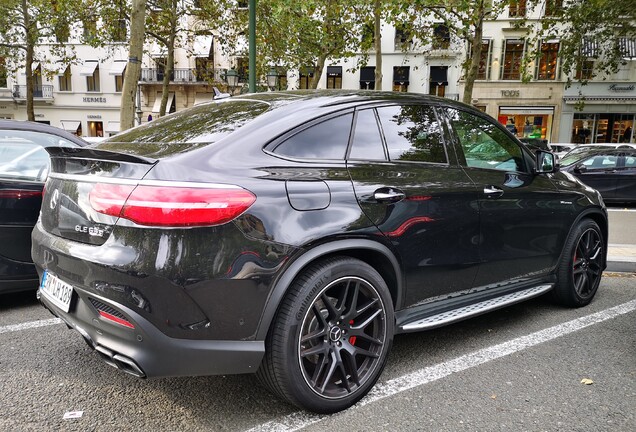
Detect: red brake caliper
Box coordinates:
(349, 320, 356, 345)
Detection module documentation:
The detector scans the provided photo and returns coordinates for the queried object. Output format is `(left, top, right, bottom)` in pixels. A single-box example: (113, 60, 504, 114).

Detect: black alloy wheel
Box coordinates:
(572, 227, 604, 298)
(257, 257, 394, 413)
(553, 219, 604, 307)
(298, 275, 387, 399)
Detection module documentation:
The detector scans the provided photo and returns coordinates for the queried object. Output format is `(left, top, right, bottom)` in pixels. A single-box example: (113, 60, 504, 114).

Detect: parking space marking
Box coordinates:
(0, 318, 62, 335)
(247, 299, 636, 432)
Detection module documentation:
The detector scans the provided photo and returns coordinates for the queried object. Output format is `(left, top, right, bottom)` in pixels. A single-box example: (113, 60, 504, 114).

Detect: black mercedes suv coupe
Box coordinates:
(33, 91, 607, 413)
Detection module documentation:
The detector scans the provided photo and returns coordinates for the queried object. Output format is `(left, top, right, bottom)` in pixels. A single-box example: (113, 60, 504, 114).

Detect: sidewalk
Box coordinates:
(607, 243, 636, 273)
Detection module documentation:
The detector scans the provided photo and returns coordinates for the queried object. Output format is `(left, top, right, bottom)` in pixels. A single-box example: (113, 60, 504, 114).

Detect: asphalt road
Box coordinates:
(1, 273, 635, 431)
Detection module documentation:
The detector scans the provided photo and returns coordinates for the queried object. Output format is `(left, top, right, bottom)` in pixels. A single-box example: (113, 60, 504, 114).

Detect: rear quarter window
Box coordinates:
(272, 113, 353, 160)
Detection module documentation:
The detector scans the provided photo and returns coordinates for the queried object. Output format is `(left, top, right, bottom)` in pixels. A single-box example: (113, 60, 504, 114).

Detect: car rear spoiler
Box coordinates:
(46, 147, 157, 165)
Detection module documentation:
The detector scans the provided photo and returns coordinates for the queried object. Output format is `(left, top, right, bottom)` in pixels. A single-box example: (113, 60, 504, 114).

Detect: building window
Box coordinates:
(83, 16, 97, 42)
(544, 0, 563, 16)
(115, 74, 124, 92)
(362, 23, 375, 48)
(394, 24, 412, 51)
(537, 41, 559, 80)
(299, 67, 314, 89)
(87, 65, 100, 92)
(575, 60, 594, 80)
(0, 57, 7, 88)
(501, 39, 525, 80)
(55, 21, 70, 43)
(236, 57, 248, 82)
(326, 66, 342, 89)
(111, 18, 128, 42)
(195, 57, 214, 82)
(360, 66, 375, 90)
(476, 40, 492, 80)
(509, 0, 527, 17)
(392, 66, 409, 92)
(429, 66, 448, 97)
(432, 24, 450, 50)
(59, 66, 72, 91)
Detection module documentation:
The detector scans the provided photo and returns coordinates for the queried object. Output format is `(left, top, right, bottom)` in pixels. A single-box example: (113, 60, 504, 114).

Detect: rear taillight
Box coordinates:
(89, 183, 256, 227)
(0, 189, 43, 199)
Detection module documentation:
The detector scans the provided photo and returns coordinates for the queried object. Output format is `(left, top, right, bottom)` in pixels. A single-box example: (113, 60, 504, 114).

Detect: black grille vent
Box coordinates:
(89, 298, 127, 321)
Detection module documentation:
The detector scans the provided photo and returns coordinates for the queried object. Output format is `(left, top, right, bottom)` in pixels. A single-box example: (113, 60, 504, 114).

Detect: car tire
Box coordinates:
(257, 256, 394, 413)
(552, 219, 604, 307)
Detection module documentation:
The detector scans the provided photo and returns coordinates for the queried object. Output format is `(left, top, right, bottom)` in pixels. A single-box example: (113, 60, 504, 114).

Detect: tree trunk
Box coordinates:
(23, 0, 34, 121)
(159, 38, 175, 117)
(120, 0, 145, 131)
(159, 0, 177, 117)
(373, 0, 382, 90)
(310, 56, 326, 89)
(462, 1, 485, 105)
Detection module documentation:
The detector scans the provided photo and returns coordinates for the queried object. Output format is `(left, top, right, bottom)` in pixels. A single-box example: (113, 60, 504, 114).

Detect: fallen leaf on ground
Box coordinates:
(580, 378, 594, 385)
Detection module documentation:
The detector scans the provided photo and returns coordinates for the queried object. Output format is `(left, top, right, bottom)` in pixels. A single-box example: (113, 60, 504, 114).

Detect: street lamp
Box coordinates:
(225, 68, 239, 95)
(266, 68, 278, 91)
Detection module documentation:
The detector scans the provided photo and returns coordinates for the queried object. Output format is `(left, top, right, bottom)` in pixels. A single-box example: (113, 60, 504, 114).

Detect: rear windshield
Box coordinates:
(106, 99, 270, 144)
(0, 131, 80, 182)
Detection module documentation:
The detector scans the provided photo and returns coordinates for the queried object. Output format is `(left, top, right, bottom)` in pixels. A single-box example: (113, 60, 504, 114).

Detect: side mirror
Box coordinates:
(535, 150, 557, 174)
(573, 164, 587, 174)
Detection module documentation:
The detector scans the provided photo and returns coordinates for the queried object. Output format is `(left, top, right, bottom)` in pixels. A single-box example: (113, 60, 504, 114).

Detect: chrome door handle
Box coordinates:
(483, 186, 504, 198)
(374, 189, 405, 203)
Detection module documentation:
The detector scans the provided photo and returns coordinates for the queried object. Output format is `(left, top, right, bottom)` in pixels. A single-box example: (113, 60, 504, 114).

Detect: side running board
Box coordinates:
(400, 284, 553, 332)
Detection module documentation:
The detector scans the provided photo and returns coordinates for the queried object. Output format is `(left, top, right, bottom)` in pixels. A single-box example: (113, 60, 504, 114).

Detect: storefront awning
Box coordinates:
(499, 107, 555, 115)
(194, 35, 213, 57)
(79, 61, 99, 76)
(327, 66, 342, 76)
(194, 92, 214, 106)
(360, 66, 375, 83)
(60, 121, 81, 133)
(109, 61, 127, 75)
(151, 92, 175, 114)
(430, 66, 448, 85)
(619, 38, 636, 60)
(105, 121, 121, 133)
(393, 66, 410, 85)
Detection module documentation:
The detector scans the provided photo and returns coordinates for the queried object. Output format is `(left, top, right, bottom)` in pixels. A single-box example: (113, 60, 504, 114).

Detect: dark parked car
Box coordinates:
(560, 146, 636, 203)
(0, 120, 86, 293)
(33, 91, 607, 413)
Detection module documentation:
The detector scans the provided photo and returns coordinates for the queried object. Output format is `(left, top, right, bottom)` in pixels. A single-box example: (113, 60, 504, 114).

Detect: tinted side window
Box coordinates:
(624, 153, 636, 168)
(582, 154, 618, 170)
(447, 108, 525, 172)
(376, 105, 447, 163)
(274, 113, 353, 160)
(349, 109, 386, 160)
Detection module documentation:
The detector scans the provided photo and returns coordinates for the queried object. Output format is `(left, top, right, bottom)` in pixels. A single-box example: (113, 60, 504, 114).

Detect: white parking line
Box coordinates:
(246, 299, 636, 432)
(0, 318, 62, 335)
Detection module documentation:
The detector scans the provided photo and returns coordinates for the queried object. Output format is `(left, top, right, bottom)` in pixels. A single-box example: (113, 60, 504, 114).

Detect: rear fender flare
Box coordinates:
(255, 239, 402, 340)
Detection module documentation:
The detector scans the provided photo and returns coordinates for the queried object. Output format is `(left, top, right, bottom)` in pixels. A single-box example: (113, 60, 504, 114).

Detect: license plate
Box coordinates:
(40, 271, 73, 313)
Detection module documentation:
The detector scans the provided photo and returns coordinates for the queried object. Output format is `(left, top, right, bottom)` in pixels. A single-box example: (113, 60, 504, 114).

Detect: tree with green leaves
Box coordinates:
(204, 0, 370, 90)
(532, 0, 636, 88)
(0, 0, 78, 121)
(403, 0, 520, 104)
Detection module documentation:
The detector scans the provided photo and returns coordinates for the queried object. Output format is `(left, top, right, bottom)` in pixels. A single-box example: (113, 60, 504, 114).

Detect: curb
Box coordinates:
(607, 244, 636, 273)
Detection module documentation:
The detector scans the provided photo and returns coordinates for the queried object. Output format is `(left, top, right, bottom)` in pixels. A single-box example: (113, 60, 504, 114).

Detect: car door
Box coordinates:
(443, 107, 567, 288)
(346, 104, 480, 309)
(613, 150, 636, 202)
(571, 151, 620, 201)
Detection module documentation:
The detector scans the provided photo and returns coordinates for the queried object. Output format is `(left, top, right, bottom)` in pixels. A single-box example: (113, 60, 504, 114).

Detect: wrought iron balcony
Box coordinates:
(12, 85, 54, 100)
(140, 68, 224, 84)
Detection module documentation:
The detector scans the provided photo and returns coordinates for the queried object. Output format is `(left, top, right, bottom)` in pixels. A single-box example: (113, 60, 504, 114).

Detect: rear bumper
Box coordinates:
(38, 285, 265, 378)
